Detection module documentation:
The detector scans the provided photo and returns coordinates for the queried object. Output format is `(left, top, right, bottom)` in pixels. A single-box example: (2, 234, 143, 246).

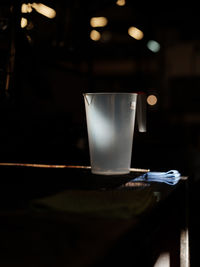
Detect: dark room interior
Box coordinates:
(0, 0, 199, 266)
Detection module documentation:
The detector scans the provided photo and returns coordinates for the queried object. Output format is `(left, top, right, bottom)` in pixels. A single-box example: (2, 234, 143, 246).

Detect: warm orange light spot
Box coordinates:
(90, 30, 101, 41)
(128, 26, 144, 40)
(21, 3, 32, 13)
(21, 17, 28, 28)
(90, 17, 108, 27)
(147, 95, 157, 106)
(116, 0, 126, 6)
(32, 3, 56, 18)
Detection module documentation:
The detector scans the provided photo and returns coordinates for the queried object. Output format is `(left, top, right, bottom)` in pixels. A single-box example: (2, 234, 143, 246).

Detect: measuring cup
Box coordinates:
(83, 92, 146, 175)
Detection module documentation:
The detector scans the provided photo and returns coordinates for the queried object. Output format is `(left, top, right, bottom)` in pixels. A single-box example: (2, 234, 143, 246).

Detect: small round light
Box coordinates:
(147, 95, 158, 106)
(116, 0, 126, 6)
(90, 30, 101, 41)
(147, 40, 160, 53)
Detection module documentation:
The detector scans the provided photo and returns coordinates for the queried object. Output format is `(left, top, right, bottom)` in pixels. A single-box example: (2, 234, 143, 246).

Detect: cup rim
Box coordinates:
(83, 92, 139, 95)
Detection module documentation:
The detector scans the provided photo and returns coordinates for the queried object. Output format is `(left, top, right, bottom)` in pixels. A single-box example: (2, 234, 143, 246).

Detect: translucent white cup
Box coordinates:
(83, 93, 146, 175)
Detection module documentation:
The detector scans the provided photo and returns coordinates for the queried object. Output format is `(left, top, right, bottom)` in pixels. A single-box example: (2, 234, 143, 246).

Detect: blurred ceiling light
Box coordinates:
(116, 0, 126, 6)
(90, 17, 108, 27)
(147, 95, 158, 106)
(21, 17, 28, 28)
(147, 40, 160, 53)
(128, 26, 144, 40)
(90, 30, 101, 41)
(21, 3, 32, 13)
(32, 3, 56, 18)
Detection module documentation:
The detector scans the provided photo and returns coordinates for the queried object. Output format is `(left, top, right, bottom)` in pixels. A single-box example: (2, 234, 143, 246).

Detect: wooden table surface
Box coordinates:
(0, 164, 189, 267)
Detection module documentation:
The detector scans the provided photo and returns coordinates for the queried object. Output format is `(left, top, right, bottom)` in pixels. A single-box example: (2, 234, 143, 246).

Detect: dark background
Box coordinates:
(1, 1, 200, 266)
(1, 1, 200, 176)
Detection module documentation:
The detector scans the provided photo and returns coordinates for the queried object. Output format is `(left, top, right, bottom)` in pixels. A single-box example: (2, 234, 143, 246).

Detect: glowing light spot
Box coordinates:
(90, 17, 108, 27)
(21, 3, 32, 13)
(147, 40, 160, 53)
(116, 0, 126, 6)
(128, 26, 144, 40)
(147, 95, 157, 106)
(21, 17, 28, 28)
(21, 3, 56, 18)
(90, 30, 101, 41)
(32, 3, 56, 18)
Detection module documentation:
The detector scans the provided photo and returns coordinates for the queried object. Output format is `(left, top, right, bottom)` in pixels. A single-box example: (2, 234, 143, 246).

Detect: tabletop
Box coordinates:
(0, 164, 189, 267)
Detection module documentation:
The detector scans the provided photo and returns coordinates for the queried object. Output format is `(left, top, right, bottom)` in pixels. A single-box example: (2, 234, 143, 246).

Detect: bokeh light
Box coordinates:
(90, 30, 101, 41)
(147, 95, 158, 106)
(147, 40, 160, 53)
(90, 17, 108, 27)
(128, 26, 144, 40)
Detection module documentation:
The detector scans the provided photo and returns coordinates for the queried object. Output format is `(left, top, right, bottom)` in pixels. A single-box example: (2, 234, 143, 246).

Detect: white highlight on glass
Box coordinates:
(180, 228, 190, 267)
(90, 17, 108, 27)
(147, 95, 157, 106)
(147, 40, 160, 53)
(21, 17, 28, 28)
(116, 0, 126, 6)
(86, 106, 114, 150)
(90, 30, 101, 41)
(128, 26, 144, 40)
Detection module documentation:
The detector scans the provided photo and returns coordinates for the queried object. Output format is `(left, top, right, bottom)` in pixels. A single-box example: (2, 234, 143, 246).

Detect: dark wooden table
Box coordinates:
(0, 164, 189, 267)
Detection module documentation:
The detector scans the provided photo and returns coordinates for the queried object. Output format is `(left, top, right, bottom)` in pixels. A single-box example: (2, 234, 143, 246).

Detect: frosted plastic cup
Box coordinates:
(83, 93, 146, 175)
